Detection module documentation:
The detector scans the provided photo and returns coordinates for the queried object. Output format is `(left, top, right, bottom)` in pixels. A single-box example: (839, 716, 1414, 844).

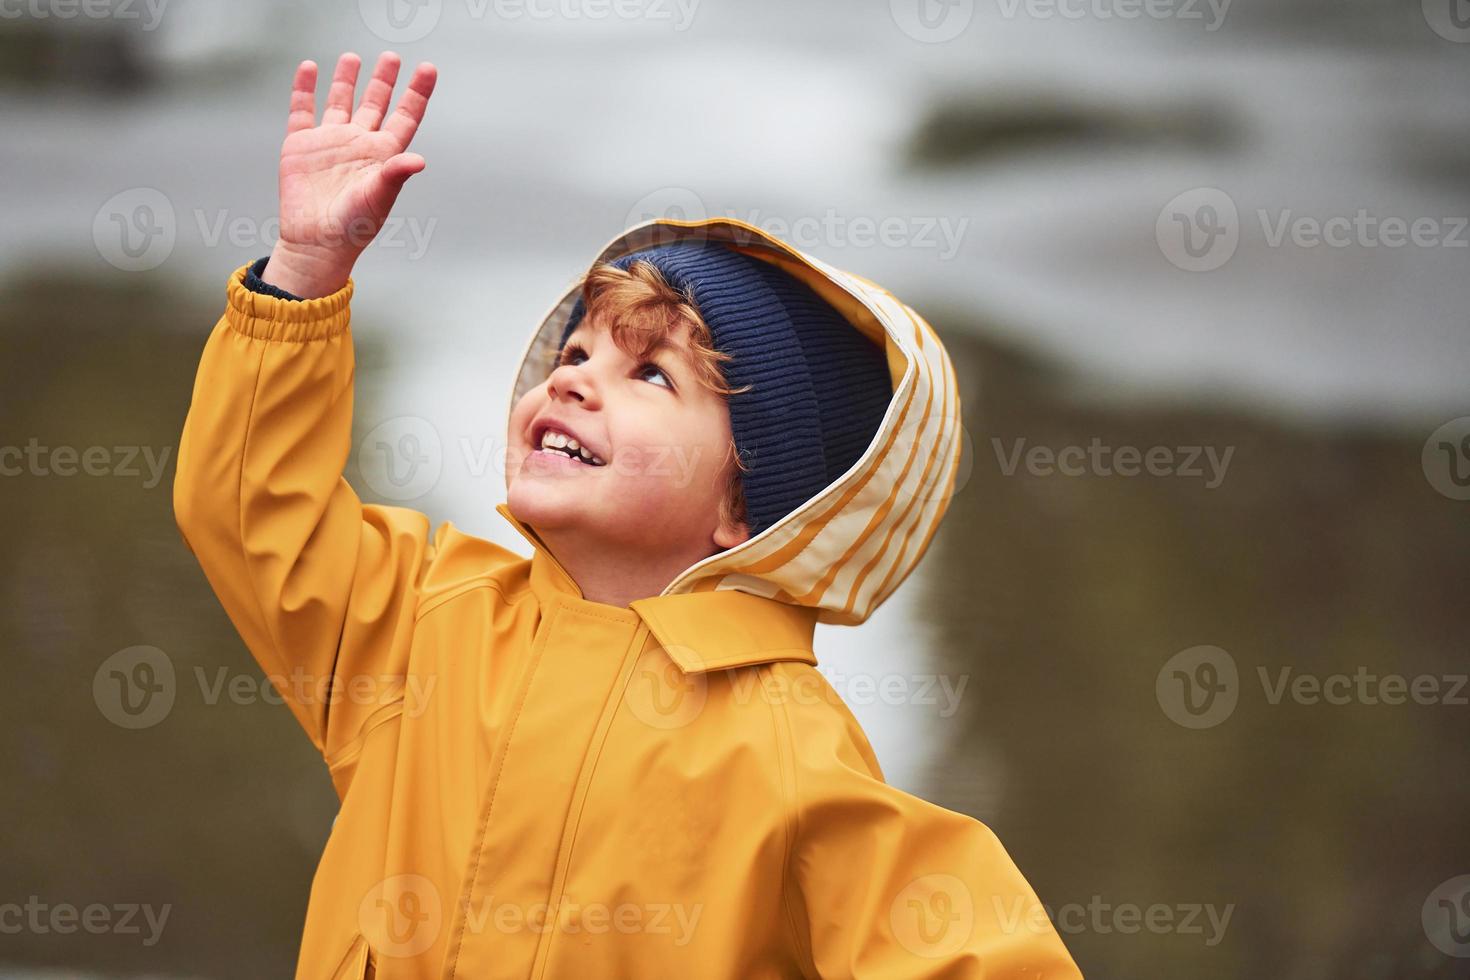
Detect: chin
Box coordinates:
(506, 480, 577, 530)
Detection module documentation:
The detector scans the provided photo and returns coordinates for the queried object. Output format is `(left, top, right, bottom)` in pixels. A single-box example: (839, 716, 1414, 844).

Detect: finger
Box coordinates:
(381, 152, 426, 185)
(362, 155, 424, 228)
(382, 61, 438, 149)
(320, 52, 362, 126)
(285, 60, 318, 135)
(350, 51, 402, 131)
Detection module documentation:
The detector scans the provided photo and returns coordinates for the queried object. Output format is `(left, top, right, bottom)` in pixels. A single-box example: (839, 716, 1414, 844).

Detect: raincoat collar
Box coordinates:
(494, 504, 819, 674)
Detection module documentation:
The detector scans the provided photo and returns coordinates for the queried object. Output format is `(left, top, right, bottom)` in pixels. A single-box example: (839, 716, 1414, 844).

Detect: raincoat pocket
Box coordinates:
(329, 934, 374, 980)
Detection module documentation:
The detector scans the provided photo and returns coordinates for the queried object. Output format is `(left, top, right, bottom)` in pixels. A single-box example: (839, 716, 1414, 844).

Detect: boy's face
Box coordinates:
(506, 312, 749, 567)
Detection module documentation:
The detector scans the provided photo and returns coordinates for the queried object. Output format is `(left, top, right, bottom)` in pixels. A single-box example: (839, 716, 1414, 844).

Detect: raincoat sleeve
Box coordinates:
(778, 669, 1084, 979)
(173, 262, 434, 765)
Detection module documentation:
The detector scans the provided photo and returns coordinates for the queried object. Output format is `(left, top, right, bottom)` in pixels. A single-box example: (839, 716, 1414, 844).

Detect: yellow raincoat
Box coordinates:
(173, 218, 1083, 979)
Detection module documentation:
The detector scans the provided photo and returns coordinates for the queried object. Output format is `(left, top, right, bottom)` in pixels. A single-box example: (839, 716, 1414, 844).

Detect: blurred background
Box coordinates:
(2, 0, 1468, 976)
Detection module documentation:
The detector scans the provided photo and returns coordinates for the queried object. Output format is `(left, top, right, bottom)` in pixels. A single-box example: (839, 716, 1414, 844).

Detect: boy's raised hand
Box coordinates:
(262, 51, 438, 298)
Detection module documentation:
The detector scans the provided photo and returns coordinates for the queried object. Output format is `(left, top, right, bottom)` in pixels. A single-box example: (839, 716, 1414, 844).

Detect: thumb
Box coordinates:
(381, 152, 426, 186)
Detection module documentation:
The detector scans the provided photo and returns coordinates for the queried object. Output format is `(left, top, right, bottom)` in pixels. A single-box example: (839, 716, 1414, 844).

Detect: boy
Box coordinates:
(174, 51, 1083, 979)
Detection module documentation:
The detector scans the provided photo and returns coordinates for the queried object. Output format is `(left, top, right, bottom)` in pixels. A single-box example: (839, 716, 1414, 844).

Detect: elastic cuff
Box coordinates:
(224, 261, 354, 342)
(244, 255, 307, 302)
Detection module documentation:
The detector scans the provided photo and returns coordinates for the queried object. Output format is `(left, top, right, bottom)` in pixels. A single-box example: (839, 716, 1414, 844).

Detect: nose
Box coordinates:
(546, 360, 600, 408)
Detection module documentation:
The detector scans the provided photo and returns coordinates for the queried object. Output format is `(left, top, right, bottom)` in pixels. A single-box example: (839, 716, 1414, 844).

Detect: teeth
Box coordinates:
(538, 427, 605, 466)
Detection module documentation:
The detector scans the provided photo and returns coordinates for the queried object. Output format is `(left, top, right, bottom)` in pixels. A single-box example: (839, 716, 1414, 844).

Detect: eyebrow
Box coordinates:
(642, 337, 687, 360)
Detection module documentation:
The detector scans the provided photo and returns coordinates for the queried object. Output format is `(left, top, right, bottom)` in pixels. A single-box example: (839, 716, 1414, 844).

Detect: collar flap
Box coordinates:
(629, 591, 819, 674)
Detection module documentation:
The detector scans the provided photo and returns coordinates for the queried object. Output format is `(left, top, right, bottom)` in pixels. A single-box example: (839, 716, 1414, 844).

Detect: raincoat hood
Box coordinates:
(500, 217, 963, 628)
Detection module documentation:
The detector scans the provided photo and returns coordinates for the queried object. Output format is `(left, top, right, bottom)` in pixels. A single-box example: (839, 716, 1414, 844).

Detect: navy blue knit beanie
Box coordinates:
(558, 243, 893, 538)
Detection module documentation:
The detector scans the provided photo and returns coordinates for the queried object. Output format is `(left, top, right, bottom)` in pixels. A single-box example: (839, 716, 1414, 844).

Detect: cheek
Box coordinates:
(674, 409, 734, 491)
(698, 406, 735, 467)
(507, 389, 544, 442)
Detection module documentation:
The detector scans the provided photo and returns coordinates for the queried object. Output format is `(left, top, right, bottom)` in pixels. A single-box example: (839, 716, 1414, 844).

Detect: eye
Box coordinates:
(555, 342, 588, 370)
(638, 362, 674, 390)
(556, 342, 675, 391)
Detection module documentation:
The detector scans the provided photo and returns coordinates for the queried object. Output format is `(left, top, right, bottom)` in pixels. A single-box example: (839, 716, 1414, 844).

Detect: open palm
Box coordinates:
(271, 52, 437, 287)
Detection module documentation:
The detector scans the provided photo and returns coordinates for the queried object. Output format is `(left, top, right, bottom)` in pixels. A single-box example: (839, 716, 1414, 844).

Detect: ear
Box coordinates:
(712, 516, 750, 551)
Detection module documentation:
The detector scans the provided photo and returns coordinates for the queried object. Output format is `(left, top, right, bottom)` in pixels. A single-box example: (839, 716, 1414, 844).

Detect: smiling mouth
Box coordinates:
(533, 428, 607, 466)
